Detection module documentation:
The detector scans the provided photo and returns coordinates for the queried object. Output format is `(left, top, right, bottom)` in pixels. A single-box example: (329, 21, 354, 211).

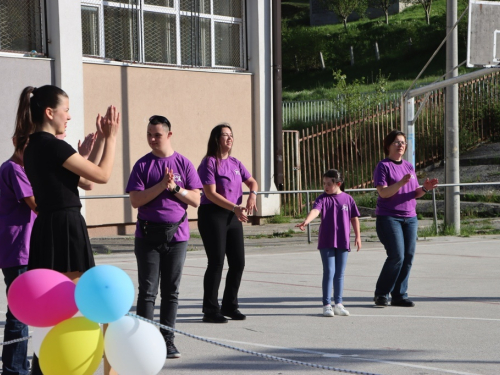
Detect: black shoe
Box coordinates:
(166, 338, 181, 359)
(391, 298, 415, 307)
(221, 309, 246, 320)
(374, 295, 389, 306)
(202, 312, 228, 323)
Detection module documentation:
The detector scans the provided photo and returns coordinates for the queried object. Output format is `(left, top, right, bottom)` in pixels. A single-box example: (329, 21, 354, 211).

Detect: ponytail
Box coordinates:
(13, 85, 68, 153)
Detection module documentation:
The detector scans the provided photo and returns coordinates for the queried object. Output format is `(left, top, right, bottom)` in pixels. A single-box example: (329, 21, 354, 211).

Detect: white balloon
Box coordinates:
(104, 316, 166, 375)
(31, 326, 53, 356)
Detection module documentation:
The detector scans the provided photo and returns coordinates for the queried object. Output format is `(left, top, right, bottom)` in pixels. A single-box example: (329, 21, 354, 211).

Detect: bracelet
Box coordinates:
(180, 189, 188, 197)
(422, 186, 429, 193)
(250, 190, 258, 196)
(232, 205, 238, 212)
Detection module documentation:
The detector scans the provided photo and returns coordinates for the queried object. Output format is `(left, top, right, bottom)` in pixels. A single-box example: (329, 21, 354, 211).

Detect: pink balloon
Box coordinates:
(8, 269, 78, 327)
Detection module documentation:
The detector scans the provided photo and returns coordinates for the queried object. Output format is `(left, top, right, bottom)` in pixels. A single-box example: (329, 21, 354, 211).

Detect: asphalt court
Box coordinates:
(1, 234, 499, 375)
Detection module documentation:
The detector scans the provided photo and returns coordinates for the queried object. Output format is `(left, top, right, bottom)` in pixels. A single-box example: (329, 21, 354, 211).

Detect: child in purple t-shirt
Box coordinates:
(0, 140, 37, 375)
(296, 169, 361, 317)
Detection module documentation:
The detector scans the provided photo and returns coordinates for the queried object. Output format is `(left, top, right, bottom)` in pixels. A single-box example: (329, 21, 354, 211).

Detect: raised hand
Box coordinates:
(78, 132, 97, 159)
(100, 105, 120, 139)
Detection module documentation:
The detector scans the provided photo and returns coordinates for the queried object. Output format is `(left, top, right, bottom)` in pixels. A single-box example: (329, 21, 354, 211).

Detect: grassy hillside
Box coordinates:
(282, 0, 471, 100)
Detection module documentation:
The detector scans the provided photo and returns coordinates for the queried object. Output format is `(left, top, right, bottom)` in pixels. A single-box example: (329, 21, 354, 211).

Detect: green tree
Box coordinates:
(320, 0, 368, 31)
(369, 0, 397, 25)
(403, 0, 433, 25)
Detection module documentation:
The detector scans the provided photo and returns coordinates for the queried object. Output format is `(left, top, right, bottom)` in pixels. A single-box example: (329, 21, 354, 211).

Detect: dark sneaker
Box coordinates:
(166, 338, 181, 359)
(374, 295, 389, 306)
(391, 299, 415, 307)
(202, 312, 228, 323)
(221, 309, 246, 320)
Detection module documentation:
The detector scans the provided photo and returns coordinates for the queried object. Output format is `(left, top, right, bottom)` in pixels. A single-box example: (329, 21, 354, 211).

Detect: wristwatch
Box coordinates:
(171, 184, 181, 194)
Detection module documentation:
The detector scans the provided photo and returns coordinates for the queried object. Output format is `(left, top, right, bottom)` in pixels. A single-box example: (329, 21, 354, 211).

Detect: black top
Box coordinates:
(24, 132, 80, 212)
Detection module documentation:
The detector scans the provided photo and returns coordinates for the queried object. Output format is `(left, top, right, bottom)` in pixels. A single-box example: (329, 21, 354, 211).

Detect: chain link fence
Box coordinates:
(81, 0, 245, 69)
(0, 0, 45, 55)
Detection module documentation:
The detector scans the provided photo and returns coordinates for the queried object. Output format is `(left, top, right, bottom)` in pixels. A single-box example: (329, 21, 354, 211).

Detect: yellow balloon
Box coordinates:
(39, 317, 103, 375)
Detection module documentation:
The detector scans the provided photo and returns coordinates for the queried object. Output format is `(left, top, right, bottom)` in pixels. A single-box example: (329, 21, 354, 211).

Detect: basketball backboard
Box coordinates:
(467, 0, 500, 67)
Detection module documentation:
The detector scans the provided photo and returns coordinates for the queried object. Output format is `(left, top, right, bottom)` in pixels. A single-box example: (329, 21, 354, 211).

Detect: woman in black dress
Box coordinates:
(13, 85, 120, 374)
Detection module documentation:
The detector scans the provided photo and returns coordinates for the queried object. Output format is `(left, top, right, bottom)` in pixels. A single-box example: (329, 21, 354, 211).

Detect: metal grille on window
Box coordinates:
(144, 12, 176, 64)
(180, 15, 211, 67)
(104, 2, 140, 62)
(0, 0, 44, 54)
(213, 0, 242, 18)
(82, 6, 100, 56)
(215, 22, 240, 67)
(80, 0, 245, 69)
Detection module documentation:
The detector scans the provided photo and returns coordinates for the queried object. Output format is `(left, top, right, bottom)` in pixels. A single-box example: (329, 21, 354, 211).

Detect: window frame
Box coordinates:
(81, 0, 246, 70)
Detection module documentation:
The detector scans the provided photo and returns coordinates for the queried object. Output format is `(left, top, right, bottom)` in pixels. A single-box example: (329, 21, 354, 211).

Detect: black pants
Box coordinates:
(134, 238, 187, 339)
(198, 204, 245, 314)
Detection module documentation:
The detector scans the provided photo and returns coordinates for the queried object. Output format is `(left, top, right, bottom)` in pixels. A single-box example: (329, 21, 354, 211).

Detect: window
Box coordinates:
(81, 0, 245, 70)
(0, 0, 45, 55)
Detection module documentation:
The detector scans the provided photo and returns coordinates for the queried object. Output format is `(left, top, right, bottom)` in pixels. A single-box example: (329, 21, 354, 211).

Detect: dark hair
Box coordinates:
(148, 115, 171, 132)
(13, 85, 68, 152)
(204, 123, 233, 162)
(383, 130, 406, 156)
(323, 169, 343, 184)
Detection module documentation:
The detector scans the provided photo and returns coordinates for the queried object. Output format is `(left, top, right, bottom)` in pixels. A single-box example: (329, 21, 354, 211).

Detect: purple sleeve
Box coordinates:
(373, 162, 387, 187)
(11, 165, 33, 201)
(198, 157, 216, 186)
(312, 195, 323, 211)
(350, 196, 360, 218)
(126, 162, 145, 193)
(239, 160, 252, 182)
(183, 160, 203, 190)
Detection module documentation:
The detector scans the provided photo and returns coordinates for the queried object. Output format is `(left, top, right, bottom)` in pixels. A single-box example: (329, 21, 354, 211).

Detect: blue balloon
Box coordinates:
(75, 265, 135, 323)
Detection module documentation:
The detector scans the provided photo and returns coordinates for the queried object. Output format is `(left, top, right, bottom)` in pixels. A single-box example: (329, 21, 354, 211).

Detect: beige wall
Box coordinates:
(82, 63, 253, 230)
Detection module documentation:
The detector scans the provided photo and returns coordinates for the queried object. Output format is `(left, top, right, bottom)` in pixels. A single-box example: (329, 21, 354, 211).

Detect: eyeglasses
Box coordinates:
(149, 115, 171, 130)
(393, 141, 407, 146)
(221, 133, 234, 138)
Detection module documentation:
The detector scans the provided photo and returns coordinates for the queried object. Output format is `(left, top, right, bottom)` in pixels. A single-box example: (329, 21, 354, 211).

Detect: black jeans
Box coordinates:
(198, 204, 245, 314)
(134, 237, 187, 339)
(2, 266, 30, 375)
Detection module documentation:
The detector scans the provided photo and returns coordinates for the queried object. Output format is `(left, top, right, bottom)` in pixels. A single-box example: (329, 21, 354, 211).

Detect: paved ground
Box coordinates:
(1, 221, 499, 375)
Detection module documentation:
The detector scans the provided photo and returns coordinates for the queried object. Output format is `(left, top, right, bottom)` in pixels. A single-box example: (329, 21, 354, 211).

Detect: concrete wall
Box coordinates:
(0, 55, 54, 162)
(82, 63, 253, 230)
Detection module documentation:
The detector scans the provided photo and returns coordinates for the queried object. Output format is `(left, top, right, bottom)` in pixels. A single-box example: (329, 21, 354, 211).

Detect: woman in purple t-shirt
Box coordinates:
(296, 169, 361, 317)
(373, 130, 438, 307)
(197, 123, 258, 323)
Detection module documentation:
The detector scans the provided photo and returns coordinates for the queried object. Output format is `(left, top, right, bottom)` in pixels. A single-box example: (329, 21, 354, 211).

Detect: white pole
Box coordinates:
(404, 96, 416, 169)
(445, 0, 460, 234)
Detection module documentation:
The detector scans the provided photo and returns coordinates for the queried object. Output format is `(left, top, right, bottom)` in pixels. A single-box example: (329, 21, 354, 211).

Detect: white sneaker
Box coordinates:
(323, 305, 334, 317)
(334, 304, 350, 316)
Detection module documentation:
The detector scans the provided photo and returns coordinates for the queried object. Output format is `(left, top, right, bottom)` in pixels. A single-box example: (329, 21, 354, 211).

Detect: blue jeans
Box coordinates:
(375, 215, 418, 300)
(2, 266, 30, 375)
(319, 248, 349, 306)
(134, 238, 187, 339)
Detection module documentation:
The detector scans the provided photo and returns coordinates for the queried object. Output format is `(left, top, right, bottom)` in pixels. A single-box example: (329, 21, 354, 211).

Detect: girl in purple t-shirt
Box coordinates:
(373, 130, 438, 308)
(296, 169, 361, 317)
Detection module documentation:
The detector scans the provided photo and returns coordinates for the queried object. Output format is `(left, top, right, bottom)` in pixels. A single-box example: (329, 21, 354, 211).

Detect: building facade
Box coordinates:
(0, 0, 280, 235)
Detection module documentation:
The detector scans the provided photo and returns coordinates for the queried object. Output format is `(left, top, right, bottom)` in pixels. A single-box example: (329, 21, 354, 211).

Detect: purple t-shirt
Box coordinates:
(126, 152, 202, 241)
(373, 158, 419, 217)
(0, 160, 36, 268)
(313, 192, 360, 251)
(198, 156, 252, 205)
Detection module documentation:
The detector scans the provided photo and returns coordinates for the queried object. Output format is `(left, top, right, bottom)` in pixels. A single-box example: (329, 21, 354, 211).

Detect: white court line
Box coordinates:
(205, 336, 482, 375)
(351, 314, 500, 322)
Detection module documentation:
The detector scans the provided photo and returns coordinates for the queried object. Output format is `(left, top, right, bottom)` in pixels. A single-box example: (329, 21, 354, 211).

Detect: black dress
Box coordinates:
(24, 132, 94, 272)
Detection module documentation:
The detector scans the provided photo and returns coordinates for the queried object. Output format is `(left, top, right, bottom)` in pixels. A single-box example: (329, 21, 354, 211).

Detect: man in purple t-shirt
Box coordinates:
(126, 115, 202, 359)
(0, 146, 37, 375)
